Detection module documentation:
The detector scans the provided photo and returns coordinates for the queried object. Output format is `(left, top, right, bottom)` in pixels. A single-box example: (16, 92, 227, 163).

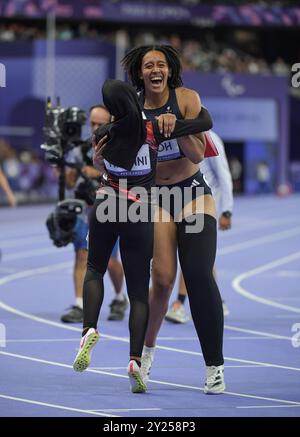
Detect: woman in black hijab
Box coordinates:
(73, 79, 213, 394)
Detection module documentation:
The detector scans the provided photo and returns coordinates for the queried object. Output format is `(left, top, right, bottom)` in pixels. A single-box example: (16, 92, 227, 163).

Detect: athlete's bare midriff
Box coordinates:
(156, 157, 200, 185)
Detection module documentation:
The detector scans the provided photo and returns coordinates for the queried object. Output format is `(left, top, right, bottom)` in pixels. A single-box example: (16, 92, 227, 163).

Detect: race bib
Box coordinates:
(157, 139, 181, 161)
(104, 143, 151, 176)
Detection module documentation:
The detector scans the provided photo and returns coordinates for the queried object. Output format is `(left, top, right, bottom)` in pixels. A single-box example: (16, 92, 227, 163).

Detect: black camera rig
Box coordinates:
(41, 97, 87, 201)
(41, 98, 97, 247)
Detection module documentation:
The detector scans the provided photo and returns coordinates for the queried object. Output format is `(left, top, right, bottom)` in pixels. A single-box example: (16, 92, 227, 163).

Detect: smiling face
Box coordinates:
(140, 50, 171, 95)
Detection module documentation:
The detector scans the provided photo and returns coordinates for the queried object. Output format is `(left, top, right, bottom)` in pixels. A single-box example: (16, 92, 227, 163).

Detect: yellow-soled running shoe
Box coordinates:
(73, 328, 99, 372)
(127, 360, 147, 393)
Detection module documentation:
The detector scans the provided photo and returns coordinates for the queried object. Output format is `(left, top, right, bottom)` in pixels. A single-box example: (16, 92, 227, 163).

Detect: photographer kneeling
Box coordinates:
(61, 105, 126, 323)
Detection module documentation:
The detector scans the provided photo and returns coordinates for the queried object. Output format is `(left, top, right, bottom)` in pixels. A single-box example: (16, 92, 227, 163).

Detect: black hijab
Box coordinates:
(94, 79, 146, 171)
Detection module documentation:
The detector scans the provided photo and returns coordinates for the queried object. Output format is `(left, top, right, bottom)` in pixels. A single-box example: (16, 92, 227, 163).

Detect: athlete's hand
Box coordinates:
(219, 215, 231, 231)
(92, 134, 108, 174)
(155, 113, 177, 138)
(7, 191, 17, 208)
(81, 165, 101, 179)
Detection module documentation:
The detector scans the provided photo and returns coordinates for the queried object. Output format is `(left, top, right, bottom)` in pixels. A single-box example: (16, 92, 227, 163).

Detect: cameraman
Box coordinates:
(61, 104, 126, 323)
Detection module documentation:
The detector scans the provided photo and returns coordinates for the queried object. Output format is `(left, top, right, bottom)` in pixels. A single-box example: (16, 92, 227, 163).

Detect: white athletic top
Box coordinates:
(200, 131, 234, 216)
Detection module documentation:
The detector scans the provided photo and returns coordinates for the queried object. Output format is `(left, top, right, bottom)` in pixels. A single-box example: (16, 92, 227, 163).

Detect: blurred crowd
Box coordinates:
(133, 32, 291, 76)
(102, 0, 300, 4)
(0, 139, 58, 204)
(1, 0, 299, 14)
(110, 0, 300, 4)
(0, 9, 298, 203)
(0, 22, 292, 77)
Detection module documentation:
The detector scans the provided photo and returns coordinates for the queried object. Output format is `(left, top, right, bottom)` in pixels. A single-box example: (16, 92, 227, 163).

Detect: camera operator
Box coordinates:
(61, 104, 127, 323)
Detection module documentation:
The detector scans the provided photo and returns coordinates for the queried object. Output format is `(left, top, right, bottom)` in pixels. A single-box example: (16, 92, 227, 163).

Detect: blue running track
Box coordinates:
(0, 195, 300, 418)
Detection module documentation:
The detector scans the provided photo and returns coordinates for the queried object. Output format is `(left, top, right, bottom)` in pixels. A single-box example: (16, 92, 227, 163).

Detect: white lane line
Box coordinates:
(271, 297, 300, 302)
(0, 297, 128, 341)
(1, 297, 299, 372)
(8, 336, 286, 345)
(145, 336, 288, 341)
(1, 350, 300, 407)
(0, 231, 45, 242)
(237, 404, 300, 409)
(152, 345, 300, 372)
(2, 223, 300, 263)
(158, 335, 288, 341)
(277, 270, 300, 278)
(0, 264, 294, 342)
(17, 227, 300, 261)
(219, 227, 300, 255)
(153, 337, 197, 341)
(0, 265, 299, 373)
(2, 334, 295, 344)
(225, 337, 284, 340)
(0, 236, 48, 248)
(3, 247, 71, 261)
(232, 251, 300, 313)
(0, 394, 119, 417)
(224, 324, 292, 341)
(90, 367, 127, 370)
(224, 365, 265, 368)
(214, 216, 300, 237)
(5, 338, 78, 343)
(216, 391, 300, 406)
(0, 267, 19, 274)
(90, 408, 161, 412)
(0, 263, 73, 287)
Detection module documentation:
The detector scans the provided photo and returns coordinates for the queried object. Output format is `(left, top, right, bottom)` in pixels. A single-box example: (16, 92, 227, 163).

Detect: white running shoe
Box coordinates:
(204, 364, 225, 394)
(141, 346, 155, 384)
(165, 302, 190, 324)
(222, 302, 230, 317)
(127, 360, 147, 393)
(73, 328, 99, 372)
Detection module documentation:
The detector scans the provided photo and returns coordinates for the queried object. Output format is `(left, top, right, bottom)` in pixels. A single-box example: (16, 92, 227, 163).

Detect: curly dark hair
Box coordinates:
(121, 45, 183, 91)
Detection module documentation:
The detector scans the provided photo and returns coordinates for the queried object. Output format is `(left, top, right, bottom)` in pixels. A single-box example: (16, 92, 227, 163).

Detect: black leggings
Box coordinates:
(177, 213, 224, 366)
(83, 198, 154, 358)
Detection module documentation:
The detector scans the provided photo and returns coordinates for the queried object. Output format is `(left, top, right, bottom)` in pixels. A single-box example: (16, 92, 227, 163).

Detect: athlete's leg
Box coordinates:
(82, 201, 118, 332)
(178, 270, 188, 299)
(107, 241, 127, 321)
(119, 218, 154, 361)
(61, 216, 88, 323)
(108, 241, 124, 295)
(165, 270, 190, 324)
(72, 216, 90, 302)
(74, 249, 87, 299)
(178, 194, 224, 366)
(144, 207, 178, 347)
(73, 201, 118, 372)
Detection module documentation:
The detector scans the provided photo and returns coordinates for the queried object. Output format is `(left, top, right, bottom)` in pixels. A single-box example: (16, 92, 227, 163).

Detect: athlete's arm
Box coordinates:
(93, 135, 108, 175)
(0, 168, 17, 207)
(153, 108, 212, 144)
(81, 166, 101, 179)
(65, 168, 78, 188)
(177, 88, 206, 164)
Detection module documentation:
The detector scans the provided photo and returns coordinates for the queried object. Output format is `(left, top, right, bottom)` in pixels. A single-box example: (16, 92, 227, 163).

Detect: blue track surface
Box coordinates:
(1, 195, 300, 417)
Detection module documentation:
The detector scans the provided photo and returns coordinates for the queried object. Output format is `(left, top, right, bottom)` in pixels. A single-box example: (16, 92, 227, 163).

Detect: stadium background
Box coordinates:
(0, 0, 300, 205)
(1, 0, 300, 422)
